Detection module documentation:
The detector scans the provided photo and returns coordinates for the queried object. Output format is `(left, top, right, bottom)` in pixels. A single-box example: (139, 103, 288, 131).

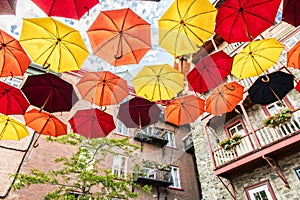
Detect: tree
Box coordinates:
(11, 133, 151, 200)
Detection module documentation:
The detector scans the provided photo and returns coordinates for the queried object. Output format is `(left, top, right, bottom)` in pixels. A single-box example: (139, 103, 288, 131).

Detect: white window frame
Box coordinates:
(165, 130, 176, 148)
(4, 77, 23, 88)
(112, 155, 128, 178)
(284, 31, 300, 50)
(247, 183, 275, 200)
(228, 122, 246, 136)
(116, 119, 128, 136)
(170, 166, 181, 189)
(265, 101, 285, 116)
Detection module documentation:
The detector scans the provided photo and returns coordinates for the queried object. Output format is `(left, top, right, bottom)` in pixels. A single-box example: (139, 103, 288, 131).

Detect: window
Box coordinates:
(112, 155, 127, 178)
(170, 166, 181, 188)
(116, 119, 128, 136)
(284, 31, 300, 49)
(265, 101, 284, 116)
(165, 130, 175, 147)
(245, 180, 276, 200)
(142, 125, 154, 135)
(227, 121, 246, 136)
(295, 166, 300, 181)
(4, 77, 23, 88)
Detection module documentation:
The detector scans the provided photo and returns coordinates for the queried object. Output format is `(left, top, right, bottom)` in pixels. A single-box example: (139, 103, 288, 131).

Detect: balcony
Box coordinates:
(211, 110, 300, 177)
(134, 129, 169, 147)
(133, 167, 173, 188)
(183, 134, 194, 154)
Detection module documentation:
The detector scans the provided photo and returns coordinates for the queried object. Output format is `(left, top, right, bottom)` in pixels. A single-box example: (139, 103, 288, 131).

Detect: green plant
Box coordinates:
(218, 134, 242, 150)
(263, 108, 292, 127)
(141, 160, 171, 171)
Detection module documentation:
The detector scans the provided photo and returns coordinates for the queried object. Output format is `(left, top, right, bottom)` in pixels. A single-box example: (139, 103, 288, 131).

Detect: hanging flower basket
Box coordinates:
(263, 108, 292, 127)
(218, 134, 242, 150)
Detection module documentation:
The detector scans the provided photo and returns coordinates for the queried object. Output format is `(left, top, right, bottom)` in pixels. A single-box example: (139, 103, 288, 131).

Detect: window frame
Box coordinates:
(224, 118, 248, 137)
(165, 130, 176, 148)
(115, 119, 129, 136)
(244, 180, 276, 200)
(294, 166, 300, 181)
(262, 98, 293, 117)
(169, 166, 182, 189)
(112, 155, 128, 178)
(4, 77, 23, 88)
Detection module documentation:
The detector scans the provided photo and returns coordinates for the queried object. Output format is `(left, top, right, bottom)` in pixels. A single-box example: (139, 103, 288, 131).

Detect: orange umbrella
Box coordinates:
(24, 109, 67, 147)
(287, 40, 300, 69)
(0, 29, 31, 77)
(206, 82, 244, 116)
(87, 8, 151, 66)
(76, 71, 129, 107)
(165, 95, 205, 126)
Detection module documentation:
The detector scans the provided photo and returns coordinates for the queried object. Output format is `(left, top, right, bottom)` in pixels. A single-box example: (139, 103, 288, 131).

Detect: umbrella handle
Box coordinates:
(261, 75, 270, 83)
(33, 133, 41, 148)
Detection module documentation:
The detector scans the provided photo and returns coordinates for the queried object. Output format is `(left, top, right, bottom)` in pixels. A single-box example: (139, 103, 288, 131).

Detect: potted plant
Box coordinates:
(219, 134, 242, 150)
(263, 108, 292, 127)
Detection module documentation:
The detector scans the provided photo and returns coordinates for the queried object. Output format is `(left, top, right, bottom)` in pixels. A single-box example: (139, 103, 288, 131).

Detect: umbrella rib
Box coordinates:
(22, 19, 57, 40)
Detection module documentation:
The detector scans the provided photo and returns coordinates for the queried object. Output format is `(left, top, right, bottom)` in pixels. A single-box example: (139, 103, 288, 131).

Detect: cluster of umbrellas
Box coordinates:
(0, 0, 299, 142)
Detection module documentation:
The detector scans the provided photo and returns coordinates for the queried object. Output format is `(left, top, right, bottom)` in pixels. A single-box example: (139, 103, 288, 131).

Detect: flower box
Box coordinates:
(263, 108, 292, 127)
(218, 134, 242, 150)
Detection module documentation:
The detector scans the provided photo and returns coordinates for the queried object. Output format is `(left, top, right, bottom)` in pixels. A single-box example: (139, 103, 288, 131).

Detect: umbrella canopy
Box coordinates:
(206, 81, 244, 116)
(158, 0, 217, 57)
(117, 97, 161, 129)
(21, 73, 79, 113)
(0, 81, 29, 115)
(295, 81, 300, 93)
(165, 95, 205, 126)
(215, 0, 282, 43)
(0, 0, 17, 15)
(32, 0, 98, 20)
(76, 71, 129, 107)
(187, 50, 233, 94)
(87, 8, 152, 66)
(69, 108, 115, 139)
(248, 71, 294, 105)
(0, 29, 31, 77)
(132, 64, 184, 102)
(0, 115, 29, 140)
(232, 38, 284, 79)
(24, 108, 67, 137)
(287, 40, 300, 69)
(282, 0, 300, 27)
(20, 17, 89, 73)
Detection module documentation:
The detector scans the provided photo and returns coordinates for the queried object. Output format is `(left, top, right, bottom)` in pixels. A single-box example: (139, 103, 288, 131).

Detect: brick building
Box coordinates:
(0, 60, 201, 199)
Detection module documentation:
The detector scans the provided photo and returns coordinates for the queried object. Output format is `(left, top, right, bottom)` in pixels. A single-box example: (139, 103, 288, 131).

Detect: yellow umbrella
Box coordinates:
(158, 0, 217, 57)
(132, 64, 184, 102)
(0, 115, 29, 140)
(232, 38, 284, 79)
(20, 17, 89, 73)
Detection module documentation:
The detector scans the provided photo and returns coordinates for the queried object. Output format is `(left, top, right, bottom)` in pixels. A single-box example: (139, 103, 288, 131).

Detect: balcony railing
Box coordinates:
(212, 110, 300, 168)
(133, 130, 169, 147)
(183, 134, 194, 154)
(133, 168, 173, 188)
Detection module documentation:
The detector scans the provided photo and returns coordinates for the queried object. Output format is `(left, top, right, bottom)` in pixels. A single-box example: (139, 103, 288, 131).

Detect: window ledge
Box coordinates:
(168, 186, 184, 191)
(165, 146, 178, 150)
(114, 132, 130, 137)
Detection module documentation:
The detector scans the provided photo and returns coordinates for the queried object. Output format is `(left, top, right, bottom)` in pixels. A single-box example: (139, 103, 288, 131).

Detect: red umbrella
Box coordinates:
(282, 0, 300, 27)
(32, 0, 99, 20)
(69, 108, 115, 139)
(295, 81, 300, 93)
(187, 51, 233, 94)
(0, 29, 31, 77)
(215, 0, 282, 43)
(21, 73, 79, 113)
(0, 0, 17, 15)
(117, 97, 161, 129)
(87, 8, 152, 66)
(0, 81, 29, 115)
